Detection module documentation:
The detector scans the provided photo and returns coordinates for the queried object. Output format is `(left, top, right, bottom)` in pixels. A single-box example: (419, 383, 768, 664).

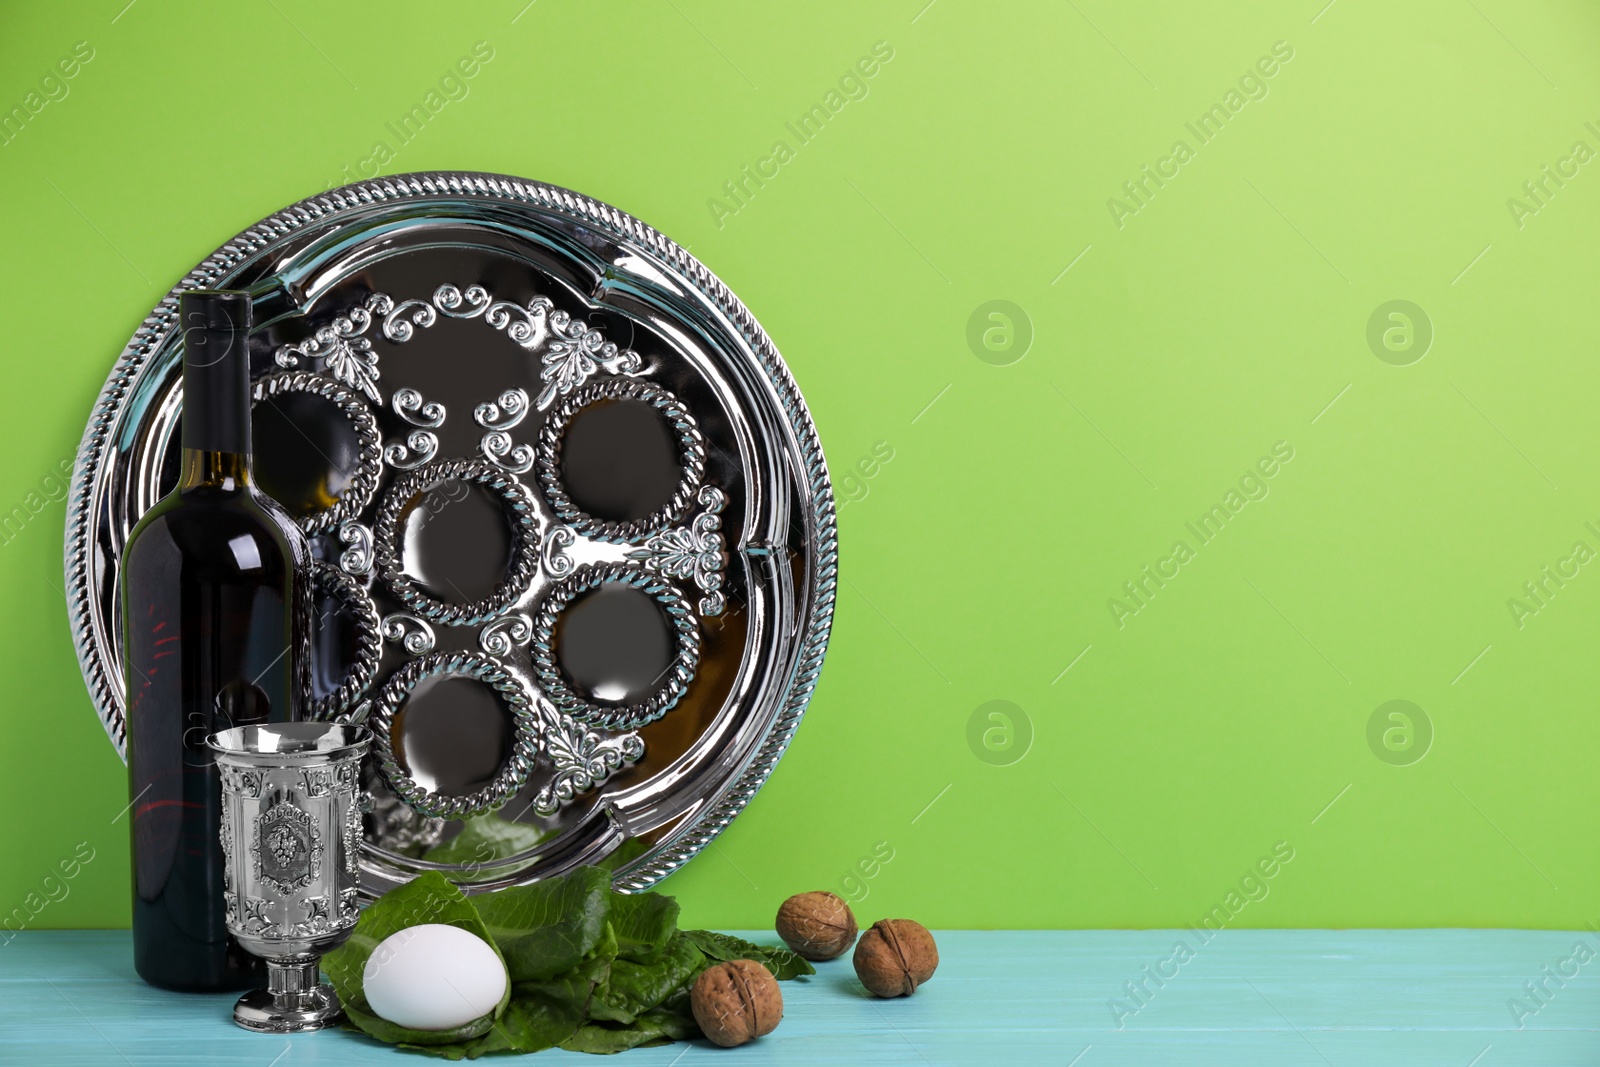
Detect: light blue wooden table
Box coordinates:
(4, 930, 1598, 1064)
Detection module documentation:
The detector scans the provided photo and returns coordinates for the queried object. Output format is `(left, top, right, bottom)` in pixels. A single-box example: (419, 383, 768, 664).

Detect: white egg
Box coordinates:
(362, 923, 507, 1031)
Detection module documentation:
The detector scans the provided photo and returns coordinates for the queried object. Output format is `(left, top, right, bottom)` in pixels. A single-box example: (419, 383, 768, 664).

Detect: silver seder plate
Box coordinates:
(66, 172, 837, 897)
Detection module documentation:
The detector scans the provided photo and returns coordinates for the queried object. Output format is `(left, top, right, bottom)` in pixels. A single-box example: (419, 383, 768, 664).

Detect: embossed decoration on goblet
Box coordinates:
(209, 723, 370, 1034)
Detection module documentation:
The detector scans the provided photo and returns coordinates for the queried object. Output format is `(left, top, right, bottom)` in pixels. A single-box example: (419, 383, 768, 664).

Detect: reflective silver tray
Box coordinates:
(66, 173, 836, 896)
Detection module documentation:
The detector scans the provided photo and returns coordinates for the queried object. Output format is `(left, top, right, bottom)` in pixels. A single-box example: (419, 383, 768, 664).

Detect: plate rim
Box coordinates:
(63, 170, 838, 891)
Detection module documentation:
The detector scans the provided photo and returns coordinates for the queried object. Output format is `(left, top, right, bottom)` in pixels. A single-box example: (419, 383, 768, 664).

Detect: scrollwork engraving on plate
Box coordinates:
(375, 284, 642, 410)
(274, 292, 393, 403)
(251, 801, 322, 897)
(529, 563, 701, 731)
(338, 520, 374, 577)
(478, 613, 532, 657)
(383, 429, 439, 470)
(474, 388, 529, 432)
(392, 387, 446, 428)
(481, 430, 534, 474)
(542, 524, 576, 577)
(380, 613, 436, 655)
(530, 702, 645, 817)
(627, 485, 728, 616)
(385, 283, 544, 348)
(275, 283, 642, 417)
(385, 386, 445, 469)
(539, 308, 642, 409)
(368, 651, 540, 819)
(382, 290, 442, 342)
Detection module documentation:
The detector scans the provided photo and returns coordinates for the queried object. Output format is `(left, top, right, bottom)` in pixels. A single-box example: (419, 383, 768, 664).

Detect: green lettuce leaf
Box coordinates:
(658, 986, 694, 1017)
(344, 1000, 494, 1052)
(533, 918, 619, 999)
(322, 869, 511, 1047)
(446, 922, 621, 1057)
(590, 932, 706, 1024)
(608, 889, 679, 961)
(424, 987, 591, 1059)
(680, 928, 815, 980)
(559, 1008, 700, 1054)
(472, 866, 613, 982)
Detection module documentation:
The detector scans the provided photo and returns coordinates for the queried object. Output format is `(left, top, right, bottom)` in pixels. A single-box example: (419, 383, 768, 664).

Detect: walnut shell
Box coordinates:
(776, 891, 859, 961)
(690, 959, 783, 1047)
(853, 919, 938, 997)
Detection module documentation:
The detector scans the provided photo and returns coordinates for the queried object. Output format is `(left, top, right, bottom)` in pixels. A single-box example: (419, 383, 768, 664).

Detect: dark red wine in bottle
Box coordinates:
(121, 290, 309, 992)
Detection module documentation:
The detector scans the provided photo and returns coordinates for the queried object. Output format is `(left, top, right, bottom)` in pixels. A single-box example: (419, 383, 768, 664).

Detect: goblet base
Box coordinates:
(233, 958, 344, 1033)
(233, 984, 343, 1033)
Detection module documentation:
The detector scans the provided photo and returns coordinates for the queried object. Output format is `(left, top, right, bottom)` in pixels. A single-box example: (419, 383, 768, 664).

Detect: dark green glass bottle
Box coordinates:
(121, 290, 309, 991)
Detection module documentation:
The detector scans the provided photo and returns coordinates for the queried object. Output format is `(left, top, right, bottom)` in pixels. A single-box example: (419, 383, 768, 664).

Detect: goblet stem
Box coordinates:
(234, 956, 343, 1033)
(268, 956, 323, 999)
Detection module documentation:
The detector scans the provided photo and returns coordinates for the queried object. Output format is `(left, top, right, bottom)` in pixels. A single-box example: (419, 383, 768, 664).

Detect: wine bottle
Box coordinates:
(121, 290, 310, 992)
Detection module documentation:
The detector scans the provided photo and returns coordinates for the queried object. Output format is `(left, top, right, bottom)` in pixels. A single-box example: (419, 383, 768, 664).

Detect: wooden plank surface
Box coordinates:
(3, 929, 1598, 1064)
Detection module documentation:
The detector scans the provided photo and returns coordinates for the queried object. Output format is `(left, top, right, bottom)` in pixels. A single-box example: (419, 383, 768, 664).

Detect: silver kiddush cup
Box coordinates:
(208, 723, 370, 1033)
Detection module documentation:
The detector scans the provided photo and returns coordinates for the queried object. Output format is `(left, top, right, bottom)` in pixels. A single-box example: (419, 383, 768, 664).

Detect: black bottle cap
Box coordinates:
(179, 290, 253, 454)
(181, 289, 250, 334)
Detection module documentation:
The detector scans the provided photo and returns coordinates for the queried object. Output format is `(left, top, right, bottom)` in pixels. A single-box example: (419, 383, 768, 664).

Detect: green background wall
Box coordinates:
(2, 0, 1598, 932)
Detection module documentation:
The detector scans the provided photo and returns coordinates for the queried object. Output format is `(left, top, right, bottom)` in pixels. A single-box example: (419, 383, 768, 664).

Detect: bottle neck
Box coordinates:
(178, 289, 253, 476)
(178, 448, 252, 492)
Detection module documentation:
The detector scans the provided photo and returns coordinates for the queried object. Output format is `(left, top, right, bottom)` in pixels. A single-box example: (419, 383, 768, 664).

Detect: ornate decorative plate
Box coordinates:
(66, 172, 837, 896)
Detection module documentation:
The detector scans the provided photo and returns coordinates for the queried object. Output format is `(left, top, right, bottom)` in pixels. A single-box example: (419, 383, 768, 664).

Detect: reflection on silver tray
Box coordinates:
(368, 650, 540, 819)
(372, 457, 543, 627)
(66, 172, 837, 896)
(530, 563, 701, 732)
(536, 379, 706, 544)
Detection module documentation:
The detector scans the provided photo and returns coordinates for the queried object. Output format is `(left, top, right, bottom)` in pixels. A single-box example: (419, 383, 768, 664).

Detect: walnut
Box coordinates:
(852, 919, 938, 997)
(690, 959, 783, 1047)
(775, 891, 858, 961)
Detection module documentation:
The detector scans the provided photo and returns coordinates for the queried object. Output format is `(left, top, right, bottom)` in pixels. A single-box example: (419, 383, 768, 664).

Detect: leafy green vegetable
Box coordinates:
(345, 1000, 496, 1050)
(422, 815, 553, 881)
(512, 947, 613, 1017)
(590, 932, 706, 1025)
(323, 870, 511, 1045)
(680, 928, 816, 980)
(657, 986, 693, 1019)
(423, 989, 591, 1059)
(607, 889, 679, 961)
(446, 924, 619, 1058)
(474, 866, 612, 982)
(331, 865, 811, 1057)
(559, 1008, 699, 1054)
